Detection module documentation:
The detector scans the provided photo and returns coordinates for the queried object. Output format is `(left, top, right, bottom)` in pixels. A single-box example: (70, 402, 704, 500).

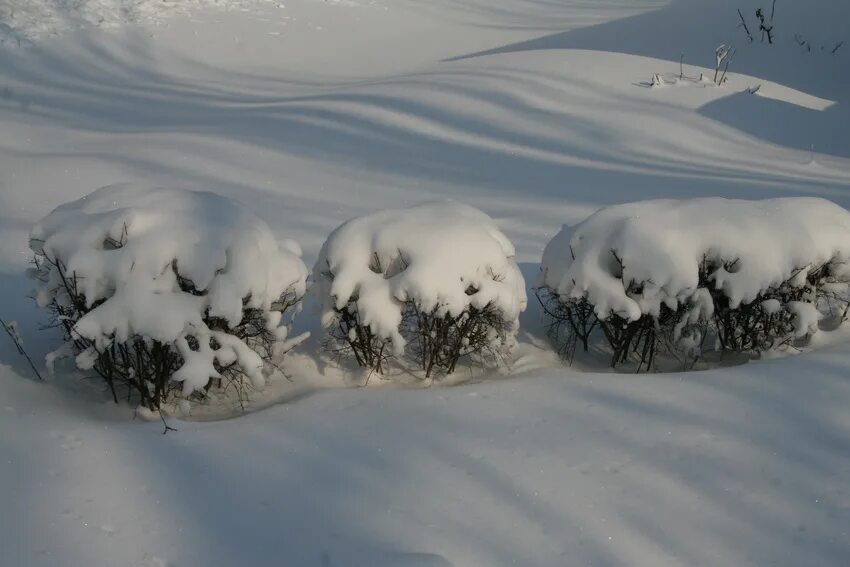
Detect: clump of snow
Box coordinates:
(313, 201, 527, 361)
(539, 197, 850, 349)
(30, 182, 308, 397)
(787, 301, 822, 338)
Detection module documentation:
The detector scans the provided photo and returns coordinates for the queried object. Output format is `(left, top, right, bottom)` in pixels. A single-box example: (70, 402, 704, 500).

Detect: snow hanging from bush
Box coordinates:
(313, 201, 527, 355)
(30, 182, 308, 395)
(539, 197, 850, 325)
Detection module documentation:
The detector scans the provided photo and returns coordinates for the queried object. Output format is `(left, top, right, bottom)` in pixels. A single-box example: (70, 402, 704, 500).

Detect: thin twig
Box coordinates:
(719, 48, 736, 84)
(737, 9, 753, 42)
(1, 317, 43, 380)
(160, 410, 178, 435)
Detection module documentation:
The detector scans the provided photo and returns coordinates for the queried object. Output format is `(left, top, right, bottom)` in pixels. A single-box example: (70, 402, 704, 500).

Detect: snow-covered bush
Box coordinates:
(538, 198, 850, 370)
(314, 202, 527, 378)
(29, 183, 308, 410)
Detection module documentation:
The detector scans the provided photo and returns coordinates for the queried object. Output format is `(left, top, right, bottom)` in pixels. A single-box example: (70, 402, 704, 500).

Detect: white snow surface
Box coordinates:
(2, 0, 850, 565)
(30, 182, 308, 393)
(314, 201, 526, 353)
(540, 197, 850, 321)
(0, 0, 286, 43)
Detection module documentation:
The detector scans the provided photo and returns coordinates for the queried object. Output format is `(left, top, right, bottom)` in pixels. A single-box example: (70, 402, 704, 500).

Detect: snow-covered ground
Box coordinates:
(0, 0, 294, 44)
(1, 0, 849, 565)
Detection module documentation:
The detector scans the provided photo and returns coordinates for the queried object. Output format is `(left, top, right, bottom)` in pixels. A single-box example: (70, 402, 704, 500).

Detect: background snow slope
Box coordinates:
(0, 0, 291, 44)
(1, 0, 849, 565)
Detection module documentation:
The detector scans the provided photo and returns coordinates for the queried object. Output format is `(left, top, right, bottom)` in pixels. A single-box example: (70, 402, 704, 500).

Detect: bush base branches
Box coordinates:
(32, 253, 302, 411)
(540, 255, 850, 372)
(408, 302, 511, 378)
(324, 298, 515, 380)
(324, 302, 391, 377)
(534, 288, 597, 363)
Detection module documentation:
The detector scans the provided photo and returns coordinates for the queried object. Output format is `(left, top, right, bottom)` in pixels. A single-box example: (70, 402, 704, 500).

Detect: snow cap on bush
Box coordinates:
(539, 197, 850, 322)
(30, 183, 308, 394)
(313, 201, 527, 353)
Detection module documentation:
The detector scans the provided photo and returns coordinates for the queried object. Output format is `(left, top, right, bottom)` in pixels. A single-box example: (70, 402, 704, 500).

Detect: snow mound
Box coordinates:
(313, 201, 527, 354)
(0, 0, 284, 44)
(539, 197, 850, 323)
(30, 182, 308, 395)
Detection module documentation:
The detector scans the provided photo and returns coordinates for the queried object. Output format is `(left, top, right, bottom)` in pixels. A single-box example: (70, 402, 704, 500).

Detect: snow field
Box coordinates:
(1, 0, 850, 565)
